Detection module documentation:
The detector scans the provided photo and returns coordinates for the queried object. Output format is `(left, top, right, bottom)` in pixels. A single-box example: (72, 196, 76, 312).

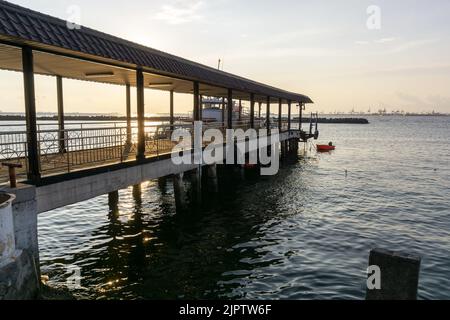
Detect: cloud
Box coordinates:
(154, 0, 204, 25)
(389, 38, 439, 53)
(375, 37, 396, 44)
(396, 92, 426, 105)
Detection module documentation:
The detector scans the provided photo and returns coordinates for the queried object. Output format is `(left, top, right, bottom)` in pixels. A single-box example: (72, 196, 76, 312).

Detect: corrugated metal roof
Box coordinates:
(0, 0, 313, 103)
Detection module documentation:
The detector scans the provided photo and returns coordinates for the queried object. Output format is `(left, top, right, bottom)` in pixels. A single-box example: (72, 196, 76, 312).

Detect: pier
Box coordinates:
(0, 1, 317, 299)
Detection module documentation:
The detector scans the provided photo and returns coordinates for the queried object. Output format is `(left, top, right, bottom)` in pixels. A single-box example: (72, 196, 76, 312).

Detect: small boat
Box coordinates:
(316, 144, 336, 152)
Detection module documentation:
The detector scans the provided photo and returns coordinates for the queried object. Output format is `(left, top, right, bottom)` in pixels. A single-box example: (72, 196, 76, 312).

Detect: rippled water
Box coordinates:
(38, 116, 450, 299)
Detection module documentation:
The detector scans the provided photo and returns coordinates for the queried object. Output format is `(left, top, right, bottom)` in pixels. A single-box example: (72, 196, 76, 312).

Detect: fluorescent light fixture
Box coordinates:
(149, 82, 173, 87)
(85, 71, 114, 78)
(189, 89, 211, 93)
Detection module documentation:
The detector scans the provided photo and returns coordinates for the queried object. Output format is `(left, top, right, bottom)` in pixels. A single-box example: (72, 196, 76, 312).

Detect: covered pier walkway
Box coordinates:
(0, 1, 313, 188)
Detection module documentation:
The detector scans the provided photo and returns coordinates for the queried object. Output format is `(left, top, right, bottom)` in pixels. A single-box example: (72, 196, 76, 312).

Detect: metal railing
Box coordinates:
(0, 119, 295, 183)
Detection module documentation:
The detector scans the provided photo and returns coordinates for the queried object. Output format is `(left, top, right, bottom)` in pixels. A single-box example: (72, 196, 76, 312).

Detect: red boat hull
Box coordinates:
(316, 145, 336, 152)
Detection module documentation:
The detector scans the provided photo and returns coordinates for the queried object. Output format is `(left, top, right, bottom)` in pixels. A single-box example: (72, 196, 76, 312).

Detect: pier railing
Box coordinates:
(0, 119, 282, 183)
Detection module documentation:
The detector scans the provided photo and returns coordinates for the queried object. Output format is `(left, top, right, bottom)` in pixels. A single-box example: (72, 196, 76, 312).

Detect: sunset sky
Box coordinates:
(1, 0, 450, 115)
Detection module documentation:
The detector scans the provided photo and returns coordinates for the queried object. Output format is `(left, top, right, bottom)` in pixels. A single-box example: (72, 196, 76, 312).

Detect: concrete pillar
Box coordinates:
(158, 177, 167, 194)
(108, 191, 119, 216)
(132, 184, 142, 207)
(173, 173, 186, 210)
(366, 248, 421, 300)
(191, 167, 202, 204)
(281, 141, 287, 159)
(0, 184, 40, 299)
(0, 193, 16, 259)
(239, 165, 245, 180)
(206, 164, 218, 193)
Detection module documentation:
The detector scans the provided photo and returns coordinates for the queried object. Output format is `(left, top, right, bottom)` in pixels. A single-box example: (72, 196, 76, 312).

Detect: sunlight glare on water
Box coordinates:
(38, 116, 450, 299)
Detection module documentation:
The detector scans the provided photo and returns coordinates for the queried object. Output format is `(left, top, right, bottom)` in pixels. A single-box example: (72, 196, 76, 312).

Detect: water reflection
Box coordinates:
(39, 117, 450, 300)
(43, 163, 298, 299)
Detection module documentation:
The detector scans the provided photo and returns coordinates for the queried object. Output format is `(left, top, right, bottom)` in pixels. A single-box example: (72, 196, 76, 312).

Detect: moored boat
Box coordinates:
(316, 144, 336, 152)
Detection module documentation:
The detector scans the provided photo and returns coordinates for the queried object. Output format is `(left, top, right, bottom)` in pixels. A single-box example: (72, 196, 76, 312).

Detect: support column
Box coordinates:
(158, 177, 167, 194)
(169, 90, 174, 131)
(221, 97, 225, 125)
(108, 190, 119, 215)
(56, 75, 65, 153)
(287, 100, 292, 131)
(299, 102, 303, 131)
(1, 184, 40, 299)
(206, 164, 218, 193)
(227, 89, 233, 129)
(278, 98, 282, 131)
(22, 47, 40, 183)
(193, 167, 202, 204)
(136, 68, 145, 160)
(266, 96, 271, 130)
(258, 102, 262, 122)
(199, 94, 203, 120)
(173, 173, 186, 210)
(126, 84, 131, 144)
(281, 140, 287, 158)
(366, 248, 421, 300)
(193, 82, 200, 121)
(250, 93, 255, 129)
(238, 99, 242, 121)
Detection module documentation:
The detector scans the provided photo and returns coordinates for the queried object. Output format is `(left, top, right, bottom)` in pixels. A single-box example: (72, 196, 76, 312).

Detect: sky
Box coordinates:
(1, 0, 450, 115)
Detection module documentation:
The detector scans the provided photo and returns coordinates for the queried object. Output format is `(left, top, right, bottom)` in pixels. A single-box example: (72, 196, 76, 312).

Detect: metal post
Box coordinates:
(193, 82, 200, 121)
(250, 93, 255, 129)
(169, 89, 174, 131)
(22, 47, 40, 182)
(278, 98, 282, 131)
(299, 102, 303, 131)
(56, 75, 66, 153)
(266, 96, 271, 129)
(221, 97, 225, 125)
(136, 68, 145, 160)
(126, 84, 131, 144)
(258, 102, 262, 120)
(238, 99, 242, 121)
(287, 100, 291, 131)
(227, 89, 233, 129)
(199, 94, 203, 120)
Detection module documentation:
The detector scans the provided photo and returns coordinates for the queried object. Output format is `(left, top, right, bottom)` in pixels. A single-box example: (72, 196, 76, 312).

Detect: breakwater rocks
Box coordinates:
(297, 117, 369, 124)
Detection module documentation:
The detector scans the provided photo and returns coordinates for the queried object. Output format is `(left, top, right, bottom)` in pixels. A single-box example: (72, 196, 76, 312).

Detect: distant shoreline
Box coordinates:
(0, 114, 448, 124)
(0, 115, 371, 124)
